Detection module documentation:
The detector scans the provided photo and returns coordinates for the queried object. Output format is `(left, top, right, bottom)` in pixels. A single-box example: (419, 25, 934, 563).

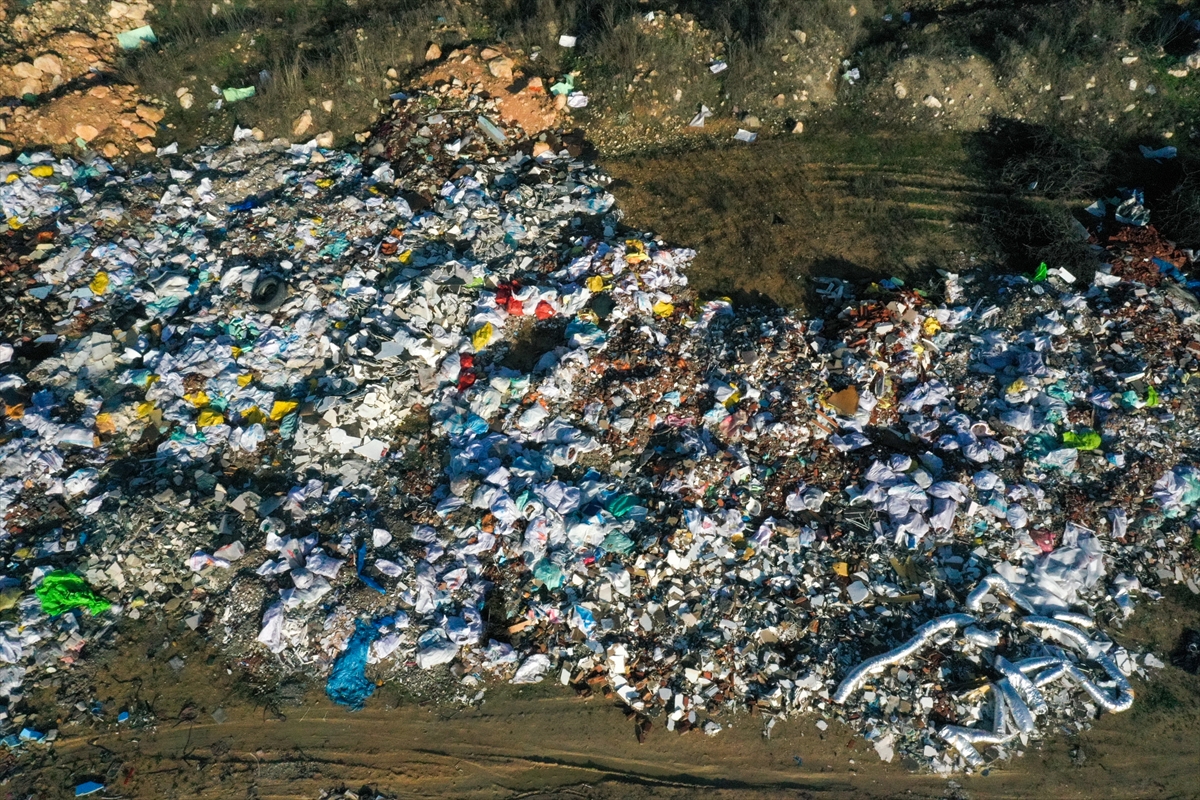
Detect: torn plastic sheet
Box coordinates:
(1114, 187, 1150, 226)
(255, 602, 287, 652)
(116, 25, 156, 50)
(326, 620, 382, 709)
(511, 653, 551, 683)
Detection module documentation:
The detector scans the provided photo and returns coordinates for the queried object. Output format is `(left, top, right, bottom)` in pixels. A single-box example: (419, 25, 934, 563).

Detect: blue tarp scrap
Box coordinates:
(356, 542, 386, 594)
(326, 620, 380, 710)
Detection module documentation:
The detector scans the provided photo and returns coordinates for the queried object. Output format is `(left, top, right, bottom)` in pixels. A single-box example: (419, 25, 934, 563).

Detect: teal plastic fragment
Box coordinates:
(606, 493, 639, 518)
(117, 25, 157, 50)
(533, 559, 564, 590)
(601, 531, 635, 554)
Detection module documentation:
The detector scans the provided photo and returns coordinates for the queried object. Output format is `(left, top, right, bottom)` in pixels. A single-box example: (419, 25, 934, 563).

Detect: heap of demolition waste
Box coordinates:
(0, 81, 1198, 770)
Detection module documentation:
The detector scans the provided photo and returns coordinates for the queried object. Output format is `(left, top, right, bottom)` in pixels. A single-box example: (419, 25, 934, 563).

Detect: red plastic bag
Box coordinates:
(495, 279, 521, 308)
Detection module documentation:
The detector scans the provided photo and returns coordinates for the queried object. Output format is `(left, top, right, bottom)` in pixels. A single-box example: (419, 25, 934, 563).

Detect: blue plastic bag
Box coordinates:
(326, 620, 380, 710)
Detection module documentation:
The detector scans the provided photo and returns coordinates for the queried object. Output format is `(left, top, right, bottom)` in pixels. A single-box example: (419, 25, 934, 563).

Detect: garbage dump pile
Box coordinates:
(1, 84, 1199, 772)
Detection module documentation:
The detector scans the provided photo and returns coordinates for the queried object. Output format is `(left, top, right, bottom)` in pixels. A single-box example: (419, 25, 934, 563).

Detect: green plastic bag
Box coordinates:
(222, 86, 256, 103)
(1146, 384, 1160, 408)
(550, 74, 575, 96)
(606, 493, 639, 518)
(35, 571, 111, 616)
(1062, 429, 1102, 450)
(1030, 262, 1049, 282)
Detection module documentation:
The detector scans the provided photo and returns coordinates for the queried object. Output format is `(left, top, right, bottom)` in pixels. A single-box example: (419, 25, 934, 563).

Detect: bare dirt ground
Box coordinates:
(15, 587, 1199, 799)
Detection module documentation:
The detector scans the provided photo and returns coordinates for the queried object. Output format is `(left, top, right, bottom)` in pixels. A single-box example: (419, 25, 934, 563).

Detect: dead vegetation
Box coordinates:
(3, 0, 1199, 299)
(116, 0, 467, 149)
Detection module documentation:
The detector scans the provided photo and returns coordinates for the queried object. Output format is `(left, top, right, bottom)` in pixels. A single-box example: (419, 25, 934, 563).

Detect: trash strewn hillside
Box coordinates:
(1, 80, 1198, 772)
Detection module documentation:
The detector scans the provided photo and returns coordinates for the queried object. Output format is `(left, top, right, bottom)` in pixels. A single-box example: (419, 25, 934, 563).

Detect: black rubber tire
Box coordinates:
(251, 275, 288, 311)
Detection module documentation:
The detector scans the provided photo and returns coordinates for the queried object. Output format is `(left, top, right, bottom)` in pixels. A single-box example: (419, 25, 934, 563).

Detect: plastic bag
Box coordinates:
(34, 572, 111, 616)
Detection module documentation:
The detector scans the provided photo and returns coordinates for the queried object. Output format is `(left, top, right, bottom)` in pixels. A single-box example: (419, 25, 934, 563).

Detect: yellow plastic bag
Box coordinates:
(270, 400, 298, 421)
(197, 409, 225, 427)
(472, 322, 494, 351)
(89, 271, 110, 295)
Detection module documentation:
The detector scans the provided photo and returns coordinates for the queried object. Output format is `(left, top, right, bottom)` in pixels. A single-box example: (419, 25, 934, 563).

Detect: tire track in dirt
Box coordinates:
(603, 135, 1094, 309)
(44, 664, 1200, 800)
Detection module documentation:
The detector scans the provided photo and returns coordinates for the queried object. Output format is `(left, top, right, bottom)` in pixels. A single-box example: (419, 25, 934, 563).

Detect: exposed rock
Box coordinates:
(73, 123, 99, 141)
(32, 54, 62, 76)
(922, 94, 942, 108)
(424, 42, 442, 62)
(135, 103, 164, 123)
(292, 109, 314, 137)
(315, 130, 334, 148)
(12, 62, 42, 80)
(487, 56, 514, 81)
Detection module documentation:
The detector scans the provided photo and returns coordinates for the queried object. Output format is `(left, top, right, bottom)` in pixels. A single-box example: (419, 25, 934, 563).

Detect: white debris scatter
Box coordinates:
(0, 76, 1197, 768)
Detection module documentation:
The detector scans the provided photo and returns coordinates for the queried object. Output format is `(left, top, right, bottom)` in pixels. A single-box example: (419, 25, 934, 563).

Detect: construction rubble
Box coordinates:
(1, 79, 1198, 773)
